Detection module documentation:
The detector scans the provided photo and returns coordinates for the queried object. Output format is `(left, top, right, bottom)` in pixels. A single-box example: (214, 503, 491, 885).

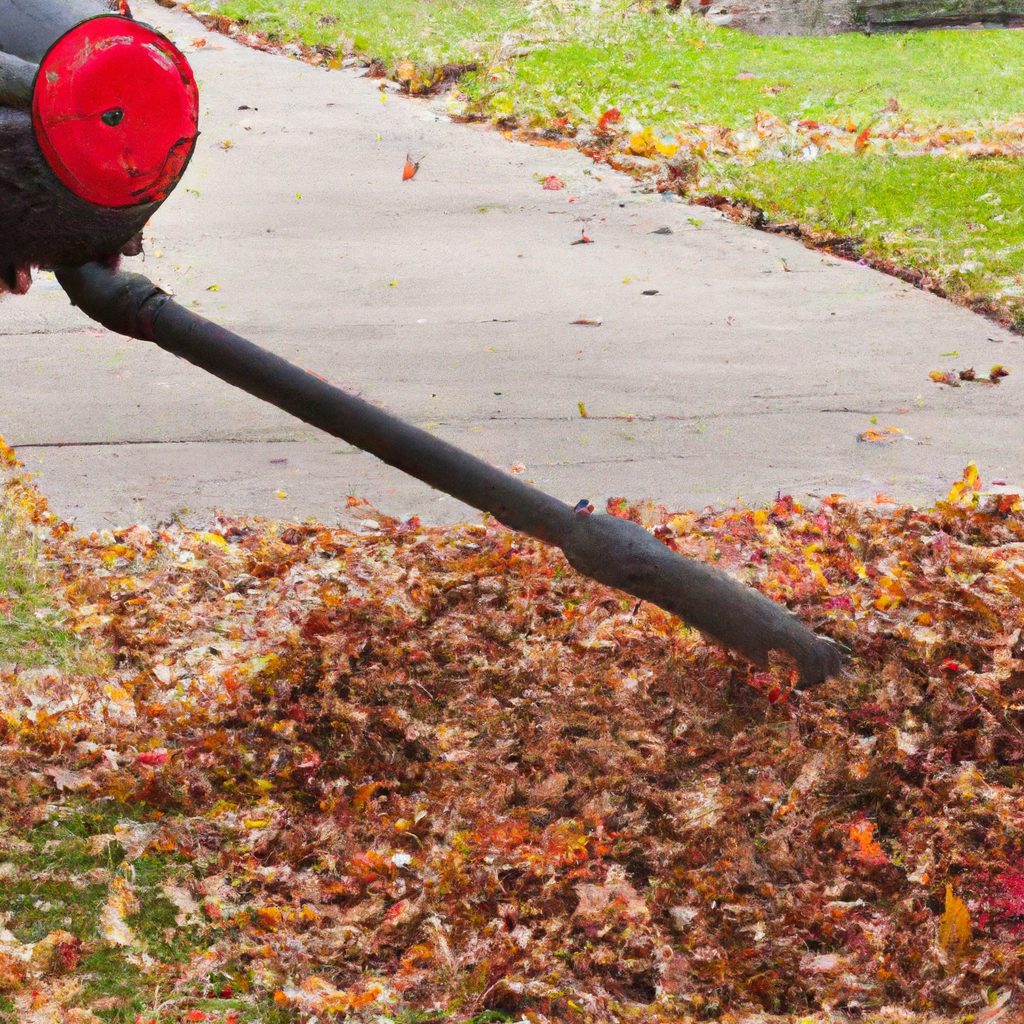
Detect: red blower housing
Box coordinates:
(32, 16, 199, 209)
(0, 0, 200, 292)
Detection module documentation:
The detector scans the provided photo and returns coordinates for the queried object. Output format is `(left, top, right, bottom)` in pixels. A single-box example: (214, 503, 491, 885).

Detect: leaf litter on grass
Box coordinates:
(1, 442, 1024, 1022)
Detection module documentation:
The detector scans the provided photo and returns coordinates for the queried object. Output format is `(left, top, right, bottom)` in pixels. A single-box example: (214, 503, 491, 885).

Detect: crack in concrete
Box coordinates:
(11, 405, 897, 449)
(12, 437, 304, 449)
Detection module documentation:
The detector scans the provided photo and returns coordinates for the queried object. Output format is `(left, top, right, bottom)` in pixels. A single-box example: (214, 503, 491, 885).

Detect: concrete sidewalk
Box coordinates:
(2, 0, 1021, 530)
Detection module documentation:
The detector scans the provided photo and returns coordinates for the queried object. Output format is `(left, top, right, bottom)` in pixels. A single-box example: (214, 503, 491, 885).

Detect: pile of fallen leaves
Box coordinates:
(1, 437, 1023, 1023)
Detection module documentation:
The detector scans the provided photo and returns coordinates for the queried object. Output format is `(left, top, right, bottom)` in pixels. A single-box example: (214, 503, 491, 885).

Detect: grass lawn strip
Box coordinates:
(184, 0, 1024, 329)
(0, 442, 91, 671)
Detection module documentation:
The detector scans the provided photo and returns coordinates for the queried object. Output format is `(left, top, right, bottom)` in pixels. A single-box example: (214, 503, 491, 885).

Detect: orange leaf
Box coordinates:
(849, 820, 887, 865)
(255, 906, 283, 930)
(353, 782, 381, 812)
(857, 426, 903, 445)
(938, 884, 971, 952)
(854, 126, 871, 152)
(597, 107, 622, 132)
(402, 156, 420, 181)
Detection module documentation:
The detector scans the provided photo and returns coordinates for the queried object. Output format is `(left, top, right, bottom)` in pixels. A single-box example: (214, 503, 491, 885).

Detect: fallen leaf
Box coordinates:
(628, 127, 679, 159)
(849, 819, 887, 865)
(402, 155, 420, 181)
(597, 108, 622, 132)
(800, 952, 844, 974)
(938, 884, 971, 952)
(541, 175, 565, 191)
(857, 426, 904, 444)
(100, 877, 139, 947)
(114, 821, 160, 861)
(574, 870, 648, 935)
(44, 766, 93, 792)
(945, 461, 982, 506)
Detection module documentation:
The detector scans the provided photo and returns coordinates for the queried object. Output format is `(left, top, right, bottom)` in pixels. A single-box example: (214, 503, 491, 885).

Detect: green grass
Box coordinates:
(196, 0, 534, 66)
(0, 505, 85, 669)
(0, 800, 294, 1023)
(718, 154, 1024, 323)
(186, 0, 1024, 325)
(197, 0, 1024, 128)
(465, 17, 1024, 130)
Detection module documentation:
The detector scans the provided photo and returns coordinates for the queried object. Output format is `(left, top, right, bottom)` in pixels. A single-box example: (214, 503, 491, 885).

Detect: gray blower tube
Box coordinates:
(0, 0, 111, 63)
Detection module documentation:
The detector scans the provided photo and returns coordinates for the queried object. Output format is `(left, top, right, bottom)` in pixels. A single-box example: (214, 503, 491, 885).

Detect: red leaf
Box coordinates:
(542, 175, 565, 191)
(597, 107, 622, 132)
(138, 748, 169, 766)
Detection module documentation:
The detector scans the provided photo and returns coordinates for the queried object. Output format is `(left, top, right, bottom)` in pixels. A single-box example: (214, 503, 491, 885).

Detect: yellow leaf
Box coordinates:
(938, 884, 971, 952)
(195, 531, 228, 548)
(628, 127, 679, 159)
(100, 877, 139, 947)
(946, 462, 982, 507)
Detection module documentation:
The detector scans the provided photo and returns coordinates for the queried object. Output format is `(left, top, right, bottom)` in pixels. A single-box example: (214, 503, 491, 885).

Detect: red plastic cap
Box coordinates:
(32, 16, 199, 209)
